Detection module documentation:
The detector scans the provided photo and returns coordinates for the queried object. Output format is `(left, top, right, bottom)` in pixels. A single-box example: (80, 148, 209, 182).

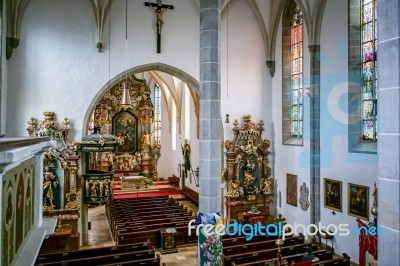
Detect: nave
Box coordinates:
(34, 192, 353, 266)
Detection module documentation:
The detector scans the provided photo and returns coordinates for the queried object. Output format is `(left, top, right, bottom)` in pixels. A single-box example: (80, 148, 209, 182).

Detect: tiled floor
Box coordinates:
(84, 199, 199, 265)
(160, 246, 198, 266)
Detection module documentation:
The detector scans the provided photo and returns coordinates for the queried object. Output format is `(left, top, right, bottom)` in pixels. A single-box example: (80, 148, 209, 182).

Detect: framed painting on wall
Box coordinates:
(323, 178, 342, 212)
(286, 174, 297, 207)
(348, 183, 369, 220)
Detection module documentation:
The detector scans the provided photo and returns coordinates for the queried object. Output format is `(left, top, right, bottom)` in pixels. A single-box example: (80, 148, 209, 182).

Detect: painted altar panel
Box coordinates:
(113, 111, 138, 153)
(2, 157, 36, 266)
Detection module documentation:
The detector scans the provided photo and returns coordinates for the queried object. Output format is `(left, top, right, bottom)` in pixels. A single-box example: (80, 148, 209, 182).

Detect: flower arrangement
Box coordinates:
(197, 212, 224, 266)
(199, 234, 223, 266)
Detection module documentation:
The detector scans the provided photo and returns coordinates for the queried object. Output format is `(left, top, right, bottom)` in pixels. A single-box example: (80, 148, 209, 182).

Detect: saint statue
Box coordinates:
(43, 164, 58, 211)
(227, 178, 240, 197)
(243, 159, 256, 188)
(181, 139, 191, 178)
(260, 177, 274, 194)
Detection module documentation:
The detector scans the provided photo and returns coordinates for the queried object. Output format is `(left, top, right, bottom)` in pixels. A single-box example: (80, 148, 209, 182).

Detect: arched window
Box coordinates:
(172, 102, 177, 151)
(153, 84, 162, 145)
(348, 0, 378, 152)
(290, 6, 303, 138)
(282, 1, 303, 145)
(184, 85, 190, 139)
(361, 0, 377, 140)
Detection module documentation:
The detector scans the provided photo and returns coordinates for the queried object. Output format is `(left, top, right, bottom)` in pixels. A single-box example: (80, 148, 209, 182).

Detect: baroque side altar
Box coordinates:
(222, 115, 274, 223)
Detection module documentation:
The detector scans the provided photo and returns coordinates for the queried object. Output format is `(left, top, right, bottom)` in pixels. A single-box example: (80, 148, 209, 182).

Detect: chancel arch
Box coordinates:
(82, 63, 199, 139)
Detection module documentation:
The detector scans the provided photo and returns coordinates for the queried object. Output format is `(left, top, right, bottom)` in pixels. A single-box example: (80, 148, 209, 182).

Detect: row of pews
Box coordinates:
(35, 240, 160, 265)
(222, 232, 351, 266)
(107, 195, 197, 247)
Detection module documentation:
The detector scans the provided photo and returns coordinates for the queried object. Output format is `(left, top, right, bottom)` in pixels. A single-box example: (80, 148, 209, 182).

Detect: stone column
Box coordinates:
(199, 0, 222, 214)
(377, 0, 400, 265)
(308, 44, 321, 226)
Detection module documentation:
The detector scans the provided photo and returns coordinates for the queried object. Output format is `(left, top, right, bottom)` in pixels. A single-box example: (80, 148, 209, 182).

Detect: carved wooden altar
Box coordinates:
(87, 75, 156, 180)
(223, 115, 274, 223)
(27, 112, 80, 250)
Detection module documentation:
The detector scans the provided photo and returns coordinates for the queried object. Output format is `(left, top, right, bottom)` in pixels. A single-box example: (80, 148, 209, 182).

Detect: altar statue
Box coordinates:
(43, 164, 58, 211)
(243, 159, 256, 187)
(181, 139, 191, 178)
(260, 177, 274, 194)
(227, 177, 240, 197)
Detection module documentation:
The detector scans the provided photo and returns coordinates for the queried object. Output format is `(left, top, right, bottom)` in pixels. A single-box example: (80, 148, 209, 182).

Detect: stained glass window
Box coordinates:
(362, 0, 378, 140)
(153, 85, 162, 144)
(291, 6, 303, 137)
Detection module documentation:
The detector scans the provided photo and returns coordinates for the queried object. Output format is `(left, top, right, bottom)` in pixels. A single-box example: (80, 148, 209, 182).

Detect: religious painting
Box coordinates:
(286, 174, 297, 207)
(112, 111, 138, 153)
(323, 178, 342, 212)
(348, 183, 369, 220)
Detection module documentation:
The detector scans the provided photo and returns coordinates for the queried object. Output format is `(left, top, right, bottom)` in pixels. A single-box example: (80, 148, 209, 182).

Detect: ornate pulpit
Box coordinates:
(80, 128, 118, 205)
(222, 115, 274, 223)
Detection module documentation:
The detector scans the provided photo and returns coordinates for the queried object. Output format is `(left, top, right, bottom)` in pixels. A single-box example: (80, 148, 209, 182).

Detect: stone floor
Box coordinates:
(84, 200, 198, 265)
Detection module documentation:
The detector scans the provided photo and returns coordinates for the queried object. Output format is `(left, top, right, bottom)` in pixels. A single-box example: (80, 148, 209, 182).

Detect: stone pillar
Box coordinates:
(377, 0, 400, 265)
(199, 0, 222, 214)
(308, 44, 321, 226)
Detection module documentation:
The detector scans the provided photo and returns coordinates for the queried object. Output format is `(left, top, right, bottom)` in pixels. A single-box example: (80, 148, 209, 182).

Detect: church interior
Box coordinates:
(0, 0, 399, 265)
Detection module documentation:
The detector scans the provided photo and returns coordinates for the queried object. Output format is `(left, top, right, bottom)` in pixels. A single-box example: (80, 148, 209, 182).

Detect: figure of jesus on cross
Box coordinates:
(145, 0, 174, 53)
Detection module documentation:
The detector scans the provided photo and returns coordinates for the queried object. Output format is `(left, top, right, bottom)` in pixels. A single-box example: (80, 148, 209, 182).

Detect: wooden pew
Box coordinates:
(117, 224, 197, 247)
(110, 211, 191, 223)
(114, 216, 195, 231)
(111, 196, 168, 202)
(109, 207, 187, 215)
(36, 241, 151, 264)
(223, 235, 305, 256)
(101, 254, 161, 266)
(109, 204, 183, 213)
(35, 248, 156, 266)
(312, 253, 350, 266)
(230, 250, 332, 266)
(224, 243, 317, 266)
(181, 185, 199, 204)
(222, 232, 294, 247)
(168, 175, 180, 186)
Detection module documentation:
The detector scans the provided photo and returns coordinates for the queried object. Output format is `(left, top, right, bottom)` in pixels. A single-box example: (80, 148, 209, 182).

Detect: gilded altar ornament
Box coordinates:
(62, 117, 70, 128)
(260, 177, 274, 194)
(27, 117, 36, 131)
(65, 188, 80, 209)
(241, 139, 257, 154)
(220, 167, 228, 182)
(227, 177, 240, 197)
(247, 194, 257, 202)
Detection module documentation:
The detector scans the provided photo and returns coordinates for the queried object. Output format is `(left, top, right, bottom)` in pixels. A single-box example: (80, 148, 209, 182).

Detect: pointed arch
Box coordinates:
(81, 63, 199, 138)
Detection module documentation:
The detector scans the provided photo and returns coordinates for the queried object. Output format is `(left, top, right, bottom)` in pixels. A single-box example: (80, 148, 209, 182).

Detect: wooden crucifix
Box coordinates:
(145, 0, 174, 53)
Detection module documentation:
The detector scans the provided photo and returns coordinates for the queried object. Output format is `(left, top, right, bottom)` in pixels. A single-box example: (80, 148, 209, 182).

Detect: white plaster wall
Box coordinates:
(272, 16, 312, 228)
(6, 0, 199, 140)
(319, 0, 377, 263)
(221, 0, 272, 143)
